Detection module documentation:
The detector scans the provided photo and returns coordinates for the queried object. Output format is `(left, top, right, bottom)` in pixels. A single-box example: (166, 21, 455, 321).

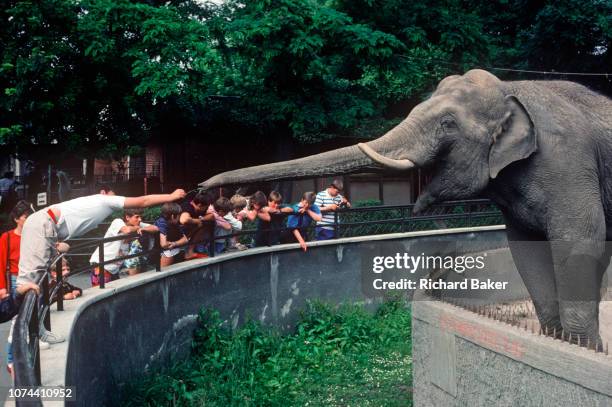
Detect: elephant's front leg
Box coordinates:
(505, 219, 562, 335)
(549, 215, 608, 347)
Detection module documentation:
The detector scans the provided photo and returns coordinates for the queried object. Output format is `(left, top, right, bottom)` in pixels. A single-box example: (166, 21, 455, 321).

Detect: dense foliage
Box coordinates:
(1, 0, 611, 161)
(122, 299, 413, 406)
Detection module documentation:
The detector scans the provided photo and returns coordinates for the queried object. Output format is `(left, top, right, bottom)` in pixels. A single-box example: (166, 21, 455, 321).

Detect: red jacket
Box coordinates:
(0, 230, 20, 290)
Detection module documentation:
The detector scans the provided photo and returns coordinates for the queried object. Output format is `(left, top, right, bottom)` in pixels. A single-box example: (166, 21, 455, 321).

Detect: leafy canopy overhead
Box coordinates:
(1, 0, 610, 159)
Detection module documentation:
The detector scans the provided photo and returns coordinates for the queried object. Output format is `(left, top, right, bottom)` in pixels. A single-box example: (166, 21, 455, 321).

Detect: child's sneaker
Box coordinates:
(40, 329, 65, 344)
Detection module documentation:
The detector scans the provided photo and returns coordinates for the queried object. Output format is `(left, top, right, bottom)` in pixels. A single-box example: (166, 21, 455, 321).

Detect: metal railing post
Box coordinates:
(56, 259, 63, 312)
(209, 236, 215, 258)
(334, 211, 339, 238)
(467, 202, 472, 227)
(32, 297, 41, 385)
(153, 230, 161, 271)
(98, 241, 105, 289)
(41, 275, 50, 331)
(401, 207, 407, 233)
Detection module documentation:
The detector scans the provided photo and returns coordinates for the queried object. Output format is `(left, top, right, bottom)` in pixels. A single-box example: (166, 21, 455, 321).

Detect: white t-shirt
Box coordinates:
(89, 218, 150, 273)
(53, 194, 126, 239)
(215, 213, 242, 242)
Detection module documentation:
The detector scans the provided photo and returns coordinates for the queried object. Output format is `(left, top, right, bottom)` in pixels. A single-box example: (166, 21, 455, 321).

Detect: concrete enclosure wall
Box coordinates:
(56, 227, 509, 406)
(413, 300, 612, 406)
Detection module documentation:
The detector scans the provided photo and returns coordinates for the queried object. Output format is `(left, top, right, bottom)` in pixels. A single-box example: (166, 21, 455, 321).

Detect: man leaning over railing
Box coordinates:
(16, 185, 186, 345)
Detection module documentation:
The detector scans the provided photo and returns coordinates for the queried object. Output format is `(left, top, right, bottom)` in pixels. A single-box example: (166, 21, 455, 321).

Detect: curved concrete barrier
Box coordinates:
(42, 226, 512, 406)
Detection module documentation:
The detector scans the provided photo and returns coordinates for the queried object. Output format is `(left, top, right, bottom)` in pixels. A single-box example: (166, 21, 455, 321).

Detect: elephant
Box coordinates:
(200, 69, 612, 347)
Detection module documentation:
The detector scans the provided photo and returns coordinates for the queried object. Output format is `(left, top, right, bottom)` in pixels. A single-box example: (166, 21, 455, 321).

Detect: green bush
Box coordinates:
(122, 298, 413, 407)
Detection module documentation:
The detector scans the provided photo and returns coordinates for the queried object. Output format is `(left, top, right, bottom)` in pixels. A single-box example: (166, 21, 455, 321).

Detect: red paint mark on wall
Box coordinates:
(439, 313, 525, 359)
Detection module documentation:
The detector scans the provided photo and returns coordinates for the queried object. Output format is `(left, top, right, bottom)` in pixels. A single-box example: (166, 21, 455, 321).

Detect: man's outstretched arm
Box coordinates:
(124, 189, 186, 208)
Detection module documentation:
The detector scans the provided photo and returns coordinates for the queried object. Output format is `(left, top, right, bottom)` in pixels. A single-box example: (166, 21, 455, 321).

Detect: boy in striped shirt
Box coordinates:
(314, 179, 351, 241)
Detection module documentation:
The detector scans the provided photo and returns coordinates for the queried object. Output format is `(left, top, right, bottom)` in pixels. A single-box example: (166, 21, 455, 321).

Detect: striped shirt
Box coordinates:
(315, 189, 343, 230)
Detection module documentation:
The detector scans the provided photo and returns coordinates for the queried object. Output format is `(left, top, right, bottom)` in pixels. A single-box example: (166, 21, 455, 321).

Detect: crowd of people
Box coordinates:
(0, 178, 351, 376)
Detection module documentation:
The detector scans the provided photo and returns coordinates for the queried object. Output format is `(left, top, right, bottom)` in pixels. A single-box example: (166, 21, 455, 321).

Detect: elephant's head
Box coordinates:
(200, 69, 537, 212)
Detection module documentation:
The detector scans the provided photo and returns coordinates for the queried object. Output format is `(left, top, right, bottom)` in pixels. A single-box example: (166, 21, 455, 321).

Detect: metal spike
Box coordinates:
(552, 326, 556, 339)
(587, 337, 590, 350)
(539, 326, 542, 336)
(606, 342, 609, 356)
(568, 332, 572, 344)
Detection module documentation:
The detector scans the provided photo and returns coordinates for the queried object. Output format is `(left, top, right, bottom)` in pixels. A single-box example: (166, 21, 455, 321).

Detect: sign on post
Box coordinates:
(37, 192, 47, 206)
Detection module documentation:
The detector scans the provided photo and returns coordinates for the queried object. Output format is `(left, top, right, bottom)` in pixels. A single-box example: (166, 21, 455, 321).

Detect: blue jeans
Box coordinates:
(214, 242, 225, 254)
(315, 227, 336, 241)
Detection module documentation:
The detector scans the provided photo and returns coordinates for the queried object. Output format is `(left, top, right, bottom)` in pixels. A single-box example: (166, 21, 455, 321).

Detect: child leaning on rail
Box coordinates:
(213, 197, 242, 254)
(280, 191, 322, 252)
(251, 191, 290, 247)
(155, 202, 189, 268)
(89, 208, 159, 286)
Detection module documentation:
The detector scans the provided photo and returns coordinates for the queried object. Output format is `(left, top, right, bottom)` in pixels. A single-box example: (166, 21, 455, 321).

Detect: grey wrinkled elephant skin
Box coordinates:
(200, 69, 612, 346)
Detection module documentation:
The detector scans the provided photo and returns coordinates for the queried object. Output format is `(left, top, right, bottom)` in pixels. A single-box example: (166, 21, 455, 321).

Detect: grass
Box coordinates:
(121, 298, 413, 407)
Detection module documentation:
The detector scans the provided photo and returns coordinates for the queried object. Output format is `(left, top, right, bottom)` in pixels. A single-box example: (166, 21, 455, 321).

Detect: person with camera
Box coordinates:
(314, 179, 350, 241)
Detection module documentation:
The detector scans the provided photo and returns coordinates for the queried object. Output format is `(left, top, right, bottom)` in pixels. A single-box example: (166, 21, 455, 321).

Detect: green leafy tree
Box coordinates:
(2, 0, 611, 174)
(1, 0, 223, 172)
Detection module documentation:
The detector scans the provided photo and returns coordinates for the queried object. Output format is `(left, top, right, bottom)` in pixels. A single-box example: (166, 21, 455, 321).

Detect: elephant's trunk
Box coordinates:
(199, 119, 422, 190)
(199, 144, 378, 190)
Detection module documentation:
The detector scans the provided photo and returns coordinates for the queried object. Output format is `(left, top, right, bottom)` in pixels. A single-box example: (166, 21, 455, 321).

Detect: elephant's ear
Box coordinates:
(488, 95, 537, 179)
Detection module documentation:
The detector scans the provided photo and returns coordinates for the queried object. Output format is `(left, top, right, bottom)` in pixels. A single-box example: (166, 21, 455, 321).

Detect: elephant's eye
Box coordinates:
(440, 118, 458, 133)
